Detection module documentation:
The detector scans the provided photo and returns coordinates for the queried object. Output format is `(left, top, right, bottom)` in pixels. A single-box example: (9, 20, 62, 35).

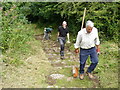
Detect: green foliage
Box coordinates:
(29, 2, 60, 22)
(55, 2, 119, 42)
(2, 2, 118, 42)
(1, 3, 34, 66)
(1, 3, 33, 51)
(27, 2, 119, 42)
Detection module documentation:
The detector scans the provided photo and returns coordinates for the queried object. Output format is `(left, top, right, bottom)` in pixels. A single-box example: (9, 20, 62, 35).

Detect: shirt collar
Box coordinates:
(85, 29, 87, 33)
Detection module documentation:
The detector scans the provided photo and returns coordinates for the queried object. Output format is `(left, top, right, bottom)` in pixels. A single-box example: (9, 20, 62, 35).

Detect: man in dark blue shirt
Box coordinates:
(58, 21, 70, 59)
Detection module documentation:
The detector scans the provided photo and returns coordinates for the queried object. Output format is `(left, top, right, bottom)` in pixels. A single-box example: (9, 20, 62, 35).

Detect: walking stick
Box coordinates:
(81, 8, 86, 29)
(72, 8, 87, 78)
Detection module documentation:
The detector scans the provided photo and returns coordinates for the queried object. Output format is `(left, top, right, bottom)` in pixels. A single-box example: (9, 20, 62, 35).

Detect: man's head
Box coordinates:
(62, 21, 67, 28)
(44, 28, 46, 31)
(86, 20, 94, 33)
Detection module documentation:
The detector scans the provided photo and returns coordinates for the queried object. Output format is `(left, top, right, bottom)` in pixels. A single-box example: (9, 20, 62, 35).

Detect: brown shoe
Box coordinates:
(79, 74, 84, 80)
(87, 73, 95, 79)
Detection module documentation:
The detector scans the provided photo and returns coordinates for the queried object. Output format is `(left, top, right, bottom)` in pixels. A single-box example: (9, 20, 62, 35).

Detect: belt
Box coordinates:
(80, 47, 95, 50)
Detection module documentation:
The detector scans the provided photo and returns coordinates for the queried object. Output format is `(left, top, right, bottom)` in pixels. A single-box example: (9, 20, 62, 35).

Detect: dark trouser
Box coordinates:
(79, 47, 98, 74)
(58, 37, 66, 56)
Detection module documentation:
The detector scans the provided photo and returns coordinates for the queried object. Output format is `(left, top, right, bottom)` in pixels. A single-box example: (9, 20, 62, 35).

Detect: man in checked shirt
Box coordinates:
(74, 20, 100, 80)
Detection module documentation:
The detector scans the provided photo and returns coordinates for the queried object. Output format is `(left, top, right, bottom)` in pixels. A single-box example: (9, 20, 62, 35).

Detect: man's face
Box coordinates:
(62, 24, 67, 27)
(86, 26, 93, 33)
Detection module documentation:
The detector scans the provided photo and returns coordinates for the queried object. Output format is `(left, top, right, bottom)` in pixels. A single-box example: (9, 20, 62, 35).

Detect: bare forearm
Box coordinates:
(67, 33, 70, 41)
(57, 32, 59, 37)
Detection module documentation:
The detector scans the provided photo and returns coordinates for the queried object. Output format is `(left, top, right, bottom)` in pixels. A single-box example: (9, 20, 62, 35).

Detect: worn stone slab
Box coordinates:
(50, 74, 65, 79)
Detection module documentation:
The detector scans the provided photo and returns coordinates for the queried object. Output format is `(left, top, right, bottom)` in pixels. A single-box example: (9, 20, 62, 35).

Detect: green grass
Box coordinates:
(56, 68, 93, 88)
(2, 25, 54, 87)
(95, 41, 118, 88)
(56, 78, 93, 88)
(2, 24, 36, 67)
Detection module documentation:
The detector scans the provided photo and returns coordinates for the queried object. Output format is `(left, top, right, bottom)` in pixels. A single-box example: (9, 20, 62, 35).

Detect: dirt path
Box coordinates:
(35, 34, 101, 88)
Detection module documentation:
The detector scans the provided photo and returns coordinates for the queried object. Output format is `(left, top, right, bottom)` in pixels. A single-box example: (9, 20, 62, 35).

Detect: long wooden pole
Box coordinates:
(72, 8, 87, 78)
(81, 8, 86, 30)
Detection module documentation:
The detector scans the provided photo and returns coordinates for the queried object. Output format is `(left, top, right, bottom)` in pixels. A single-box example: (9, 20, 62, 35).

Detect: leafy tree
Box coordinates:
(54, 2, 119, 41)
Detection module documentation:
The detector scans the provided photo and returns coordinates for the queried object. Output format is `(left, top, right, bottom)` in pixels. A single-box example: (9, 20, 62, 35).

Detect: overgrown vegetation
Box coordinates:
(1, 2, 119, 52)
(25, 2, 119, 42)
(1, 3, 34, 65)
(0, 2, 119, 88)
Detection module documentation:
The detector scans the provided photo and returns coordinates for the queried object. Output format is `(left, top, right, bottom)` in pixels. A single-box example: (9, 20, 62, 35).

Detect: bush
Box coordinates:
(1, 3, 33, 51)
(1, 3, 34, 66)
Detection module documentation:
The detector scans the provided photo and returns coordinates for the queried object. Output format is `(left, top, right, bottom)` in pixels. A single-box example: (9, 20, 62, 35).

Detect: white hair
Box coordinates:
(86, 20, 94, 27)
(62, 21, 67, 25)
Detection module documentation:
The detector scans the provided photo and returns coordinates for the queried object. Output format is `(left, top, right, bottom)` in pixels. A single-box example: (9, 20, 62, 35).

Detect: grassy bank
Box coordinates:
(1, 24, 53, 88)
(1, 23, 118, 88)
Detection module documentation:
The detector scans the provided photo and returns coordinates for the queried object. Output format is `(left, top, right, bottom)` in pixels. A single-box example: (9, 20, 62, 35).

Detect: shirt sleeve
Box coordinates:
(95, 29, 100, 45)
(74, 31, 82, 49)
